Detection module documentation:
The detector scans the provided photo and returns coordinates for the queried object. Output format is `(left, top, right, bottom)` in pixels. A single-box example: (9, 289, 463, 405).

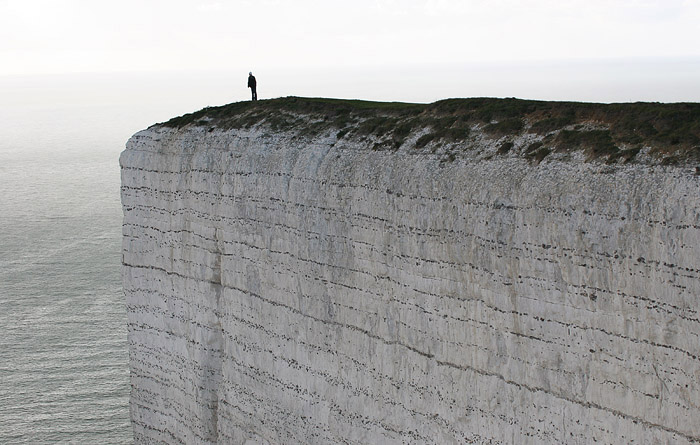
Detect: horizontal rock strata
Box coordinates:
(121, 119, 700, 444)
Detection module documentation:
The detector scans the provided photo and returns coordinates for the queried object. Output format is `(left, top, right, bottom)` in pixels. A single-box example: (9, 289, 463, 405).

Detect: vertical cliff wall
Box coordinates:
(121, 98, 700, 444)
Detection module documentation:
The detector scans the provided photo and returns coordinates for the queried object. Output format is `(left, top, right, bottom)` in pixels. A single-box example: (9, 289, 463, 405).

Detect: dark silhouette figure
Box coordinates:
(248, 72, 257, 101)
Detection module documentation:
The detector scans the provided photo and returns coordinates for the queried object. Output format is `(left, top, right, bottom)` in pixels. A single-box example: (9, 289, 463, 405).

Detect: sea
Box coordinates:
(0, 71, 241, 444)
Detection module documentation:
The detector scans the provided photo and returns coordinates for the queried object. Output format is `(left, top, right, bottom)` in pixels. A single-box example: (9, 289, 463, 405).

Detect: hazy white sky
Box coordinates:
(1, 0, 700, 102)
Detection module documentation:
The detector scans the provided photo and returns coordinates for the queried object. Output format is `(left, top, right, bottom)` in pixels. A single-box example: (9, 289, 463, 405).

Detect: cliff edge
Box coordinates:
(121, 97, 700, 444)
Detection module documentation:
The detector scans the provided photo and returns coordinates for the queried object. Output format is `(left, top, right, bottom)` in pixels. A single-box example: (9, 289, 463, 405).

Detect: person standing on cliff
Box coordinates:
(248, 72, 257, 101)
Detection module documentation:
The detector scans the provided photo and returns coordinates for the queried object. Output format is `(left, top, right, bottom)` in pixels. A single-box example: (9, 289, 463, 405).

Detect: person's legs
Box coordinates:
(252, 87, 258, 101)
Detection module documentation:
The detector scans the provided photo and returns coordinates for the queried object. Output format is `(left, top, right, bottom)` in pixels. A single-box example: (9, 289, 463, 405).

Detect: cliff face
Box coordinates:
(121, 98, 700, 444)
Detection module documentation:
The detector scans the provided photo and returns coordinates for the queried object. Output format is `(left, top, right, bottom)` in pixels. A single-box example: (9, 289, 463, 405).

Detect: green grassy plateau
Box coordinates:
(159, 97, 700, 165)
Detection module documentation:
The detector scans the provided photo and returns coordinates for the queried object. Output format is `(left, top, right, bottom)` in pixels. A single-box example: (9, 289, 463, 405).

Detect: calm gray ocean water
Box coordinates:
(0, 72, 237, 444)
(0, 103, 131, 443)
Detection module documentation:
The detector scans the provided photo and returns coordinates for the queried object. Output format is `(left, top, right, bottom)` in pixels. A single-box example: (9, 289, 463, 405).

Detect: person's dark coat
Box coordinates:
(248, 73, 258, 101)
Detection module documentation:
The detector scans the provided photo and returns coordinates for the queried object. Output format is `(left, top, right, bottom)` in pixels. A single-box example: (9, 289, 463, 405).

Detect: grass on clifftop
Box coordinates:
(159, 96, 700, 165)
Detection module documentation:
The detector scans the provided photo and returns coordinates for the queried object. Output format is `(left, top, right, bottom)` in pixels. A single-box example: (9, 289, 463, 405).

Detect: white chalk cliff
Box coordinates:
(121, 98, 700, 444)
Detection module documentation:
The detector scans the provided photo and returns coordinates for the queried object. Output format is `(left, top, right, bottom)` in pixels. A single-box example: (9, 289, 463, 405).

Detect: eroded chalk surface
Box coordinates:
(121, 125, 700, 444)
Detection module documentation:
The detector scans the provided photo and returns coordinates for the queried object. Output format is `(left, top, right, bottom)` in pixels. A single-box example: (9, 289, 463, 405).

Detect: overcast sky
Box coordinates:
(2, 0, 700, 102)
